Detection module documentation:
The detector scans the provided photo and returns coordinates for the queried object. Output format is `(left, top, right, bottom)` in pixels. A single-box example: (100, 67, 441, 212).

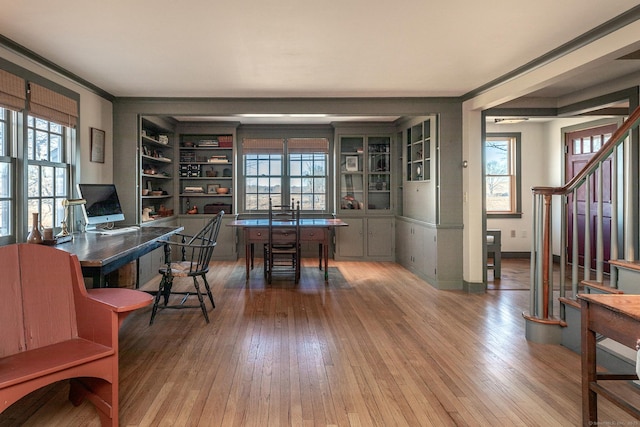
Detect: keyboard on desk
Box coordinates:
(90, 226, 140, 236)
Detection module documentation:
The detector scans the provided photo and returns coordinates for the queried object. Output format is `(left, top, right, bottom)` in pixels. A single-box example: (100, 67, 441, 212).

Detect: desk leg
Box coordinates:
(93, 272, 107, 288)
(324, 243, 329, 281)
(580, 300, 598, 426)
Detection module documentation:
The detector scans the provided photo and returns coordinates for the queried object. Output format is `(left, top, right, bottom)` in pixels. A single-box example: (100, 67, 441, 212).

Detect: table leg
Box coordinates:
(245, 242, 251, 280)
(319, 244, 322, 270)
(581, 300, 598, 426)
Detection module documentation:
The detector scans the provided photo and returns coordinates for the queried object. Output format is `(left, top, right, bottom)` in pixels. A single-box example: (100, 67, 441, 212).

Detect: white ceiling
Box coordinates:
(2, 0, 639, 103)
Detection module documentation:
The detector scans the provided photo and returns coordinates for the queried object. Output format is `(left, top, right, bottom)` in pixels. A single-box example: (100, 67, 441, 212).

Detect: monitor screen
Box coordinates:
(76, 183, 125, 229)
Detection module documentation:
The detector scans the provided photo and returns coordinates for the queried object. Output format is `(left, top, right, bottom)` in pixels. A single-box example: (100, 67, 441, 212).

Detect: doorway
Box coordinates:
(565, 123, 617, 273)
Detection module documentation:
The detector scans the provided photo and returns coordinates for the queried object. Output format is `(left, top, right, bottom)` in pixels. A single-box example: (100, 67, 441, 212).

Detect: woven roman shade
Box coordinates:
(28, 82, 78, 128)
(287, 138, 329, 154)
(242, 138, 284, 154)
(0, 69, 26, 112)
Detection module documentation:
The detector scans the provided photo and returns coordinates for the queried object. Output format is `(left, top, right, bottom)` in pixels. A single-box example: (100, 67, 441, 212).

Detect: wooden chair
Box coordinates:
(150, 211, 224, 324)
(264, 198, 301, 284)
(0, 243, 152, 426)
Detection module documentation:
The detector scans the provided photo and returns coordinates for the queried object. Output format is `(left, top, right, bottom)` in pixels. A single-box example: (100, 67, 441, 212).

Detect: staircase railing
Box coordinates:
(526, 106, 640, 324)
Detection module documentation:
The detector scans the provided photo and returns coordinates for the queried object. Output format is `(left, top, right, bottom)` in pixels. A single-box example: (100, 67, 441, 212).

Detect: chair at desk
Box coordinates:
(264, 199, 301, 284)
(150, 211, 224, 324)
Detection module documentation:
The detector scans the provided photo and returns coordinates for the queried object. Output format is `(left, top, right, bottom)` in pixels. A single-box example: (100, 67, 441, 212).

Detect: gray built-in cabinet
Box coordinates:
(334, 125, 395, 261)
(175, 122, 239, 261)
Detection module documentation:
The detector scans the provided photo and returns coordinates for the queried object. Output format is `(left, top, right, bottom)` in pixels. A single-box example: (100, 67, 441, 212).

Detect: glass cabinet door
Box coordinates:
(339, 135, 392, 213)
(339, 137, 364, 211)
(367, 136, 391, 210)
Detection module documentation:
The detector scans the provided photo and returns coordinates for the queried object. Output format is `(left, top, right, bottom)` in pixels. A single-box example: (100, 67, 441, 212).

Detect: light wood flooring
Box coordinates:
(1, 258, 636, 426)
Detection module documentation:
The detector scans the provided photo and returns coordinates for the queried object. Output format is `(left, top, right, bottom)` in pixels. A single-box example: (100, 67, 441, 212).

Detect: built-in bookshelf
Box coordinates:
(178, 134, 233, 215)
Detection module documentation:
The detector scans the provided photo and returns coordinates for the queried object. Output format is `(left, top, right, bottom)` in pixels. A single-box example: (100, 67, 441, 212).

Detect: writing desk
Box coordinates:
(228, 218, 348, 281)
(578, 293, 640, 425)
(55, 226, 183, 288)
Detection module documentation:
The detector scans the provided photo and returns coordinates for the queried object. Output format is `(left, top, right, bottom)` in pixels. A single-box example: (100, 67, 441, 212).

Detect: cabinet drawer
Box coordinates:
(247, 228, 268, 241)
(247, 228, 298, 243)
(301, 228, 326, 242)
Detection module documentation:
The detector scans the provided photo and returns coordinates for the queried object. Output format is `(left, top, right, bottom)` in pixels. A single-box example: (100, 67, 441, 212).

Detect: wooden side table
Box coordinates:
(578, 294, 640, 426)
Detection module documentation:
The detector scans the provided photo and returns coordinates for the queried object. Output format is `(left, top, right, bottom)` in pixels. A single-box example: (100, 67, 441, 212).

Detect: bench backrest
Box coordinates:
(0, 244, 78, 358)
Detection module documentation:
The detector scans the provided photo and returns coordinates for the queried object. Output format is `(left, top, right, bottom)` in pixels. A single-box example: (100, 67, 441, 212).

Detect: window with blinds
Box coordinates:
(0, 65, 78, 242)
(242, 137, 329, 212)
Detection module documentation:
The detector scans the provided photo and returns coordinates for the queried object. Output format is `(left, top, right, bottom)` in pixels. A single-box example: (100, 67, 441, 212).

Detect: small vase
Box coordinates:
(26, 212, 43, 244)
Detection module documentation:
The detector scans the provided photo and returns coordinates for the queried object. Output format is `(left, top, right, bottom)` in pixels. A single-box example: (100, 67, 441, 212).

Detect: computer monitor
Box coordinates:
(76, 183, 125, 230)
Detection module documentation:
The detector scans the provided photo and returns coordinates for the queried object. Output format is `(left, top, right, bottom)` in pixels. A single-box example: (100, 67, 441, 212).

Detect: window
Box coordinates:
(485, 133, 521, 217)
(0, 108, 10, 238)
(27, 116, 69, 230)
(243, 137, 329, 212)
(0, 66, 78, 242)
(288, 138, 328, 211)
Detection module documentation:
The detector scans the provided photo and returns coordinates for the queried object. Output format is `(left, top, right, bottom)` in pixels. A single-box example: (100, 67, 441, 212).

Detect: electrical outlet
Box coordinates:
(510, 230, 516, 238)
(521, 230, 527, 238)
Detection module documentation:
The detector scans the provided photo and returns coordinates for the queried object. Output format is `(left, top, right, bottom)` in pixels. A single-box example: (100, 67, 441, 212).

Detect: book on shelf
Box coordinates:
(184, 186, 205, 193)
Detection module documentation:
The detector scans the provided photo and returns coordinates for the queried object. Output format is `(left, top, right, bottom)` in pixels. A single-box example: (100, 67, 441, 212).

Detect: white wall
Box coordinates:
(485, 121, 546, 252)
(486, 117, 620, 254)
(0, 47, 113, 187)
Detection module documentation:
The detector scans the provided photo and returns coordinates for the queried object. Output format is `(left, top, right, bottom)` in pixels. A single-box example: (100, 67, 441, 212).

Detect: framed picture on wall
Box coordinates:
(90, 127, 105, 163)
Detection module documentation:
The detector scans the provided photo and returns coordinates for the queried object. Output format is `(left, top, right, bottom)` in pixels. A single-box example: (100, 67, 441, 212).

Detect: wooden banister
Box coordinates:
(528, 105, 640, 324)
(532, 106, 640, 197)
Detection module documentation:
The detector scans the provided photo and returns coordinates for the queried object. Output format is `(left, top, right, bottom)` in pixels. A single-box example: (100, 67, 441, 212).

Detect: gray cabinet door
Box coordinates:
(336, 218, 364, 258)
(179, 215, 237, 260)
(367, 218, 393, 258)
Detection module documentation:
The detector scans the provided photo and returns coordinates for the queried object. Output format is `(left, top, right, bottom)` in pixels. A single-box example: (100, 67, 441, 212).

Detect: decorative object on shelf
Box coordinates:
(142, 207, 153, 222)
(26, 212, 43, 244)
(151, 190, 163, 196)
(223, 168, 232, 177)
(204, 203, 230, 214)
(216, 187, 229, 194)
(207, 184, 220, 194)
(158, 135, 169, 145)
(187, 205, 198, 214)
(341, 195, 361, 210)
(157, 205, 173, 217)
(142, 188, 150, 196)
(205, 169, 218, 177)
(90, 127, 105, 163)
(345, 156, 358, 172)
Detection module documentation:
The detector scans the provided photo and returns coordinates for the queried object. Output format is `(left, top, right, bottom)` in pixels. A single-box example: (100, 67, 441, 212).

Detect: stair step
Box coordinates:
(610, 259, 640, 272)
(581, 280, 624, 294)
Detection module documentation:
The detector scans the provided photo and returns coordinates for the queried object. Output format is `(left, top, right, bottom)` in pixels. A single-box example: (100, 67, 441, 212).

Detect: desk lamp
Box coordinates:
(58, 198, 86, 239)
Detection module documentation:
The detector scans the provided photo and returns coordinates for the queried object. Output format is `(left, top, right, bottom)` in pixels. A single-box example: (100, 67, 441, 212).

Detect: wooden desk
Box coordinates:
(578, 293, 640, 426)
(228, 218, 348, 281)
(55, 226, 183, 288)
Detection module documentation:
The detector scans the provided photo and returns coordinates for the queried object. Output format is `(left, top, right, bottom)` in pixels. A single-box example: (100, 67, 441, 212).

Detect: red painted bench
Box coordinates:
(0, 243, 153, 426)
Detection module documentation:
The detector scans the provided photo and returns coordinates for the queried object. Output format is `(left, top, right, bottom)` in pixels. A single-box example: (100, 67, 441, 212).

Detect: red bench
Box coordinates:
(0, 243, 152, 426)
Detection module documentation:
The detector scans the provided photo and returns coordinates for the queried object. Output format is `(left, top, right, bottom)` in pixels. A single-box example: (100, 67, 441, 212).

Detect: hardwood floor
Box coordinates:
(1, 259, 636, 426)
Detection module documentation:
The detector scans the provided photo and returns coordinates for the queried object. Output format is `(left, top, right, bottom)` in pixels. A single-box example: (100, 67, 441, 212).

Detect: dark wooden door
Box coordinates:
(566, 124, 617, 273)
